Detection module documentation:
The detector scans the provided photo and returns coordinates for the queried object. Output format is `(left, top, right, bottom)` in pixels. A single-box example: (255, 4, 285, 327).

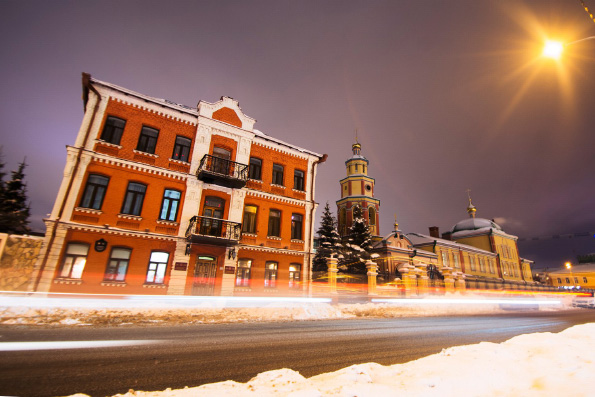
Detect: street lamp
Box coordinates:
(542, 36, 595, 59)
(565, 261, 574, 288)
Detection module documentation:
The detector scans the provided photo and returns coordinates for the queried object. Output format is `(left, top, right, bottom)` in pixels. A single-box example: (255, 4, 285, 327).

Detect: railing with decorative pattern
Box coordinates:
(185, 215, 242, 246)
(196, 155, 249, 189)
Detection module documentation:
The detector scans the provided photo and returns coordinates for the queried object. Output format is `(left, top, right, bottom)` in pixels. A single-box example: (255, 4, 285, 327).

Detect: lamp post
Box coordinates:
(565, 261, 574, 288)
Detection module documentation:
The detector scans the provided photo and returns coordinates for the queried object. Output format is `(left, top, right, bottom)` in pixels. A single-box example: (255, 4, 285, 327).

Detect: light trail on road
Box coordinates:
(0, 340, 162, 351)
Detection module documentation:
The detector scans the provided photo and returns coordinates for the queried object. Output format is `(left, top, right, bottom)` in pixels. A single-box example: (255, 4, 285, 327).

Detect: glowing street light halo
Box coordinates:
(542, 40, 564, 59)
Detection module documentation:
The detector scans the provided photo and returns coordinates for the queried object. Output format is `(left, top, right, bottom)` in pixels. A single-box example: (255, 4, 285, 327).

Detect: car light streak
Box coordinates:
(372, 298, 561, 305)
(0, 340, 161, 352)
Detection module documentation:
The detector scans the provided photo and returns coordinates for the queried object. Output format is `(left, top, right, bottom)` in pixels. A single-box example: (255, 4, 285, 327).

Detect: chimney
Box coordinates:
(429, 226, 440, 238)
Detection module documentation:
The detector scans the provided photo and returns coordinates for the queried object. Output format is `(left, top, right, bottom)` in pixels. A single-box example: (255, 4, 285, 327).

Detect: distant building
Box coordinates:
(336, 141, 380, 237)
(32, 73, 326, 296)
(547, 263, 595, 290)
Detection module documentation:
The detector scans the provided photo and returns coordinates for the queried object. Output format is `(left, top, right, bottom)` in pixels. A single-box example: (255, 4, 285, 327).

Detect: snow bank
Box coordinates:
(73, 322, 595, 397)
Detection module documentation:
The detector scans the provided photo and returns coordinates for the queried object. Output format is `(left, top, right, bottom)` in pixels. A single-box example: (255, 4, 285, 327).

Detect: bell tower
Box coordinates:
(336, 140, 381, 237)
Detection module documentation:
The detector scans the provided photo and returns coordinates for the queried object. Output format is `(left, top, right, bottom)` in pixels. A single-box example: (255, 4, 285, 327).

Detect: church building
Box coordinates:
(336, 141, 380, 237)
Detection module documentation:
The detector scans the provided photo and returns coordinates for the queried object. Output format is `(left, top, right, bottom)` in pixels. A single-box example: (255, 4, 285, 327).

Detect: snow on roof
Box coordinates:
(548, 262, 595, 275)
(407, 232, 497, 256)
(90, 77, 324, 159)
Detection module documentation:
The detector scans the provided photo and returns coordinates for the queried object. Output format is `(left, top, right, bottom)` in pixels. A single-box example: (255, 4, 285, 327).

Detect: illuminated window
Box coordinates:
(289, 263, 301, 288)
(172, 136, 191, 162)
(479, 257, 485, 272)
(469, 256, 476, 271)
(272, 164, 284, 185)
(235, 259, 252, 287)
(80, 174, 109, 210)
(242, 205, 257, 234)
(58, 243, 89, 279)
(291, 213, 303, 240)
(441, 252, 448, 266)
(264, 262, 278, 288)
(159, 189, 181, 222)
(104, 247, 131, 282)
(489, 259, 495, 273)
(100, 116, 126, 145)
(146, 251, 169, 284)
(453, 253, 460, 269)
(268, 209, 281, 237)
(136, 126, 159, 154)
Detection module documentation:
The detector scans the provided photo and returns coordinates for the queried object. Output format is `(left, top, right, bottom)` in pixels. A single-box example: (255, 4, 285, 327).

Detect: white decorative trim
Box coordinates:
(74, 207, 103, 215)
(89, 152, 188, 181)
(234, 287, 252, 292)
(271, 184, 286, 189)
(238, 245, 306, 256)
(291, 239, 305, 244)
(101, 282, 127, 287)
(133, 150, 159, 158)
(267, 236, 282, 240)
(63, 222, 179, 241)
(53, 278, 83, 285)
(118, 214, 143, 221)
(245, 190, 307, 206)
(143, 283, 168, 288)
(95, 140, 122, 149)
(252, 140, 311, 161)
(248, 179, 263, 184)
(263, 288, 280, 293)
(107, 95, 198, 125)
(242, 232, 257, 238)
(156, 220, 179, 227)
(168, 158, 190, 165)
(292, 189, 306, 194)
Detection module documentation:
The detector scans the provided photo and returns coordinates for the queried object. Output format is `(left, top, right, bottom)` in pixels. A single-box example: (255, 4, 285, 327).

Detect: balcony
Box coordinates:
(196, 154, 249, 189)
(185, 216, 242, 246)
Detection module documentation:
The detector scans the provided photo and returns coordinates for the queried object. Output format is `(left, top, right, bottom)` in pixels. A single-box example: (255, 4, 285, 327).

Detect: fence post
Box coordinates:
(327, 255, 338, 294)
(366, 260, 378, 296)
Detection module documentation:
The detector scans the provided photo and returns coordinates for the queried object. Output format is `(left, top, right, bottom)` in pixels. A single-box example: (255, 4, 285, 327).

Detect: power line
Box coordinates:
(578, 0, 595, 25)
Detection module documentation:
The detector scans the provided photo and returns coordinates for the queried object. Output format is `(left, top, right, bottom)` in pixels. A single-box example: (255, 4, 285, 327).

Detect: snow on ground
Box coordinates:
(0, 292, 572, 326)
(64, 322, 595, 397)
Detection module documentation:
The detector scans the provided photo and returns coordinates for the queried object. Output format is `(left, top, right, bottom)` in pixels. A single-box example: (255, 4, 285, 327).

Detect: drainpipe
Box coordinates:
(33, 73, 102, 291)
(306, 153, 327, 287)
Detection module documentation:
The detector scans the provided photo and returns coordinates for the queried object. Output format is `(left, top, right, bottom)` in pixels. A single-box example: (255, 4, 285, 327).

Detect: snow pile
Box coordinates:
(68, 322, 595, 397)
(0, 293, 571, 326)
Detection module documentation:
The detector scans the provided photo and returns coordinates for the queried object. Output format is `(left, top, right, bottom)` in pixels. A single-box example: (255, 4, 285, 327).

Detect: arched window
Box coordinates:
(368, 207, 376, 225)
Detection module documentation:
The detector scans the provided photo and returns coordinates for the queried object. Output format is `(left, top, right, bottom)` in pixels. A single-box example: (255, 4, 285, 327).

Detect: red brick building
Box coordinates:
(33, 74, 326, 296)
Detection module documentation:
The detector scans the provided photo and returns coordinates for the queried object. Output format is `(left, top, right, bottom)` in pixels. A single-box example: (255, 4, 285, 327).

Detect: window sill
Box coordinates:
(242, 232, 257, 238)
(143, 283, 167, 288)
(234, 287, 252, 292)
(74, 207, 103, 215)
(263, 287, 279, 292)
(248, 178, 262, 183)
(168, 158, 189, 164)
(118, 214, 143, 221)
(291, 239, 305, 244)
(133, 150, 159, 158)
(157, 220, 179, 226)
(267, 236, 282, 240)
(54, 278, 83, 285)
(95, 140, 122, 149)
(271, 184, 285, 189)
(292, 189, 306, 193)
(101, 281, 127, 287)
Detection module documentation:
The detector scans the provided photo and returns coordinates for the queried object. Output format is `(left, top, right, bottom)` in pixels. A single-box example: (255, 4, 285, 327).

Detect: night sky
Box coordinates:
(1, 1, 593, 270)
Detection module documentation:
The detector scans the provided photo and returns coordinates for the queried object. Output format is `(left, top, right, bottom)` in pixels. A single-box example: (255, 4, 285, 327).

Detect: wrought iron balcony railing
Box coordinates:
(196, 154, 249, 189)
(186, 215, 242, 246)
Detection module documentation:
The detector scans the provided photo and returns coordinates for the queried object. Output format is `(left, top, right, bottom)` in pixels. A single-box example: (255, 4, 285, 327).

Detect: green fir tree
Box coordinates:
(342, 205, 373, 273)
(0, 160, 31, 234)
(312, 202, 342, 272)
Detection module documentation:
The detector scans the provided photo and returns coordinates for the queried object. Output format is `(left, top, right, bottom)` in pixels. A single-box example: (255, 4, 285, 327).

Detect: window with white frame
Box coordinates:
(58, 243, 89, 279)
(289, 263, 301, 288)
(146, 251, 169, 284)
(104, 247, 131, 282)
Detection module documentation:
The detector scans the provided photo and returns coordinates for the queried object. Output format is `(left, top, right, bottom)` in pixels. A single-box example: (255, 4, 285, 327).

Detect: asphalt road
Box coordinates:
(1, 309, 593, 397)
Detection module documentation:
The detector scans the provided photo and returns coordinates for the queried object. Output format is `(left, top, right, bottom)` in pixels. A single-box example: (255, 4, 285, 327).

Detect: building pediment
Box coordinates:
(198, 96, 256, 131)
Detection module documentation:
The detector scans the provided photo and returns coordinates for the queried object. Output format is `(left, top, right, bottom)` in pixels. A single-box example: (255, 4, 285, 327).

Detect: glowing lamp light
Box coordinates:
(565, 262, 572, 269)
(542, 40, 564, 59)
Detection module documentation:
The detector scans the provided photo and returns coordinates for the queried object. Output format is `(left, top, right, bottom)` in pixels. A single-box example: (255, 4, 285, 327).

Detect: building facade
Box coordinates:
(31, 73, 326, 296)
(336, 142, 380, 237)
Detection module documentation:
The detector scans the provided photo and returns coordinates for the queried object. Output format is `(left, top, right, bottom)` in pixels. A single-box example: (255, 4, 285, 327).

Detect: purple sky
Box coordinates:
(1, 1, 594, 270)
